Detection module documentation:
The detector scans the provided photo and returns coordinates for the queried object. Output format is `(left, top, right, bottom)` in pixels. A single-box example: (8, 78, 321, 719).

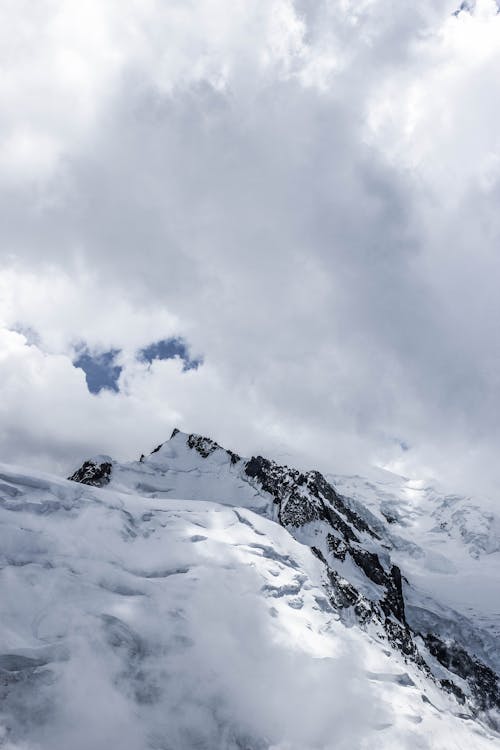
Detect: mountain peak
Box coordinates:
(64, 429, 500, 727)
(3, 430, 500, 745)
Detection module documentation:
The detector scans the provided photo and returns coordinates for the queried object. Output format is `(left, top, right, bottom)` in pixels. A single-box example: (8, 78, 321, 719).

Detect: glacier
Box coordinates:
(0, 429, 499, 749)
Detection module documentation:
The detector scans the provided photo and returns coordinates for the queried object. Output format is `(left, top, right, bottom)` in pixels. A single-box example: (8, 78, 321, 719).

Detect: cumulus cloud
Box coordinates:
(1, 0, 500, 496)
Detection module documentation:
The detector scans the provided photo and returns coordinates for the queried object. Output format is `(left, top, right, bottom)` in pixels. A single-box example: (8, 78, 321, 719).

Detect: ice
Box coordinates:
(330, 469, 500, 638)
(0, 437, 498, 748)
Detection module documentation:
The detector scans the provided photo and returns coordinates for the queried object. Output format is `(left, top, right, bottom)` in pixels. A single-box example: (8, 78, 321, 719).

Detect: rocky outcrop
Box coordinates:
(424, 634, 500, 716)
(153, 429, 241, 465)
(187, 433, 241, 465)
(244, 454, 406, 624)
(68, 458, 112, 487)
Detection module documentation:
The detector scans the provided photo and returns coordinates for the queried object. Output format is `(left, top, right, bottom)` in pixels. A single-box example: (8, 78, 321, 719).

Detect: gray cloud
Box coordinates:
(1, 0, 500, 497)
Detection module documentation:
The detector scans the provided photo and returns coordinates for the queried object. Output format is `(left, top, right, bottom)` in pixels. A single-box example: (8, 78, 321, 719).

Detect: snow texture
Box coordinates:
(0, 431, 499, 749)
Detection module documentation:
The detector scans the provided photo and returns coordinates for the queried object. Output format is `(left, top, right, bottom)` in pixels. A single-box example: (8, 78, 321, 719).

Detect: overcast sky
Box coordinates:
(1, 0, 500, 496)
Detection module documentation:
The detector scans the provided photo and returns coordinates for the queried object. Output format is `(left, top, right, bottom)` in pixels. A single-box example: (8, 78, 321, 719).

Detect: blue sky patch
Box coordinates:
(74, 349, 122, 394)
(138, 337, 202, 371)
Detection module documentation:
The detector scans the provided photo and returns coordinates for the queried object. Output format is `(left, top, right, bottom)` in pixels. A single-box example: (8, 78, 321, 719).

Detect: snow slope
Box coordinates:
(0, 432, 499, 749)
(331, 470, 500, 655)
(83, 431, 500, 705)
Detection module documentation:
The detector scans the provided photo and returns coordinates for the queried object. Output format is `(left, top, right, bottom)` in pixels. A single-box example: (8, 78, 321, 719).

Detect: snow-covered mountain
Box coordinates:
(0, 430, 499, 749)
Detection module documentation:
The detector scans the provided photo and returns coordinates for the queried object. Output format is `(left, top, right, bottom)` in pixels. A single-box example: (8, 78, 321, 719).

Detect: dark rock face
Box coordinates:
(440, 678, 466, 705)
(327, 533, 348, 561)
(186, 433, 241, 465)
(187, 434, 219, 458)
(425, 634, 500, 714)
(384, 619, 423, 661)
(68, 460, 112, 487)
(244, 455, 406, 624)
(151, 430, 241, 465)
(308, 471, 378, 539)
(386, 565, 405, 622)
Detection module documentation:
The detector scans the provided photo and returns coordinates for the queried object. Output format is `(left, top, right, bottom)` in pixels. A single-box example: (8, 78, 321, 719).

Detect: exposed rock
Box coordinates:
(385, 564, 405, 622)
(244, 454, 406, 622)
(327, 533, 348, 561)
(185, 432, 241, 464)
(424, 634, 500, 713)
(68, 459, 112, 487)
(308, 472, 379, 539)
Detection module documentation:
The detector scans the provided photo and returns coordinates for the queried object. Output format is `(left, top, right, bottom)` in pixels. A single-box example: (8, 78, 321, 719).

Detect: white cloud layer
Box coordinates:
(1, 0, 500, 497)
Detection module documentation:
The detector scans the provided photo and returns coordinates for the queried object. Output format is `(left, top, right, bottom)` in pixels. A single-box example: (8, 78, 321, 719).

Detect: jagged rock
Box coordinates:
(440, 679, 466, 705)
(327, 533, 348, 561)
(424, 634, 500, 713)
(384, 619, 424, 663)
(244, 453, 406, 623)
(308, 472, 379, 539)
(150, 430, 241, 465)
(187, 434, 219, 458)
(68, 458, 112, 487)
(185, 432, 241, 464)
(385, 564, 405, 622)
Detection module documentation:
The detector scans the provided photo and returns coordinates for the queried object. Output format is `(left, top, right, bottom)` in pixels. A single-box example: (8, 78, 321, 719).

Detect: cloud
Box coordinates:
(1, 0, 500, 497)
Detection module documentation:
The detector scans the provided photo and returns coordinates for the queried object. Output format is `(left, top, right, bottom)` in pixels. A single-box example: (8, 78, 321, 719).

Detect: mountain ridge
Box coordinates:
(68, 428, 500, 727)
(0, 428, 498, 748)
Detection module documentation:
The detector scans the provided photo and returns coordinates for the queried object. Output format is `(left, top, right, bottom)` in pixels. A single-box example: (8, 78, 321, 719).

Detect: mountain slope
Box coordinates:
(330, 469, 500, 644)
(70, 430, 500, 721)
(0, 431, 498, 749)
